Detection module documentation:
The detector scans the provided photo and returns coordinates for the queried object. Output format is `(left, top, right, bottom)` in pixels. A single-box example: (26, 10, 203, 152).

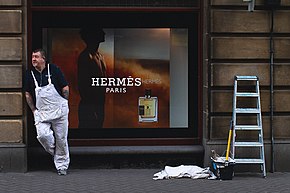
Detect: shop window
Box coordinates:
(30, 11, 199, 141)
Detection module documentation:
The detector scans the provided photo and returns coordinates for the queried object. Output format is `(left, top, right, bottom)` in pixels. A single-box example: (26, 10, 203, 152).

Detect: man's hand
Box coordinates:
(62, 86, 69, 100)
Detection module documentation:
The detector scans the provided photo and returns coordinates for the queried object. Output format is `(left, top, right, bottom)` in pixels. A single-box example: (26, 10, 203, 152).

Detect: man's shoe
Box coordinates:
(57, 169, 67, 176)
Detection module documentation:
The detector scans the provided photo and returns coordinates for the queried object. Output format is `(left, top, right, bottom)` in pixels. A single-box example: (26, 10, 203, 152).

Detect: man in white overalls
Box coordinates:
(25, 49, 70, 175)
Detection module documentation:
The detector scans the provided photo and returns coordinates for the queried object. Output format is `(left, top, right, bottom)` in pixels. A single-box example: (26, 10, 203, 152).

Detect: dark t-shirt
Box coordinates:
(24, 63, 68, 105)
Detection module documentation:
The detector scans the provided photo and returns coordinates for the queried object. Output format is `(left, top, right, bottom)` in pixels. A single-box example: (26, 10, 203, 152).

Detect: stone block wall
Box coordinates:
(0, 0, 27, 172)
(204, 0, 290, 172)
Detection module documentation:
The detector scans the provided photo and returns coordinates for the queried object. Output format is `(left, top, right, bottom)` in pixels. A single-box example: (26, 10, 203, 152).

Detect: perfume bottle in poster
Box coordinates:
(138, 89, 158, 122)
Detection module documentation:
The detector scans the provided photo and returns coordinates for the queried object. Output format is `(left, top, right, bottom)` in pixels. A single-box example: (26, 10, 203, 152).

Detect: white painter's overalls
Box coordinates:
(31, 64, 70, 170)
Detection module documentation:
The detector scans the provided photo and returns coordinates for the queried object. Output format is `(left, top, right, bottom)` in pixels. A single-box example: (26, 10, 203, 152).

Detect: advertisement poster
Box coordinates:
(49, 28, 170, 129)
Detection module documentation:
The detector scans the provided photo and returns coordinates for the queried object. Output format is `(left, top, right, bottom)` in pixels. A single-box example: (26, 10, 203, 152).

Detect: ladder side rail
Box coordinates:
(256, 80, 264, 147)
(256, 80, 262, 126)
(256, 80, 266, 177)
(232, 79, 238, 159)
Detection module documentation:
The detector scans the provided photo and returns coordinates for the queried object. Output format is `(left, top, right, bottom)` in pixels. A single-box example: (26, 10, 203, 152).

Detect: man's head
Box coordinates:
(32, 48, 46, 70)
(80, 27, 105, 47)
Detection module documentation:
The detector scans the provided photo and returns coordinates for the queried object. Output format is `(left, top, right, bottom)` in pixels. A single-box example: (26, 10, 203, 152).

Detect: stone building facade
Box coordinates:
(204, 0, 290, 172)
(0, 0, 290, 172)
(0, 0, 27, 172)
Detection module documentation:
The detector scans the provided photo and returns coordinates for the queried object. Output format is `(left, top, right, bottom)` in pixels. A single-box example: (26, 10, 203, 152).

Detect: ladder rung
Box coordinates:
(235, 158, 264, 164)
(234, 142, 263, 147)
(236, 92, 259, 97)
(235, 108, 260, 113)
(235, 76, 258, 81)
(234, 125, 262, 130)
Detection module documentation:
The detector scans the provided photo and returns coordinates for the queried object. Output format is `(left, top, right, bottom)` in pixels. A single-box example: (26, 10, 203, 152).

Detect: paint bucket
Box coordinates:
(211, 157, 235, 180)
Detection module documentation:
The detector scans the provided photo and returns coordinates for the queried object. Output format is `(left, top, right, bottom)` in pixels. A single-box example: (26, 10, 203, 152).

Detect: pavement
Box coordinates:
(1, 168, 290, 193)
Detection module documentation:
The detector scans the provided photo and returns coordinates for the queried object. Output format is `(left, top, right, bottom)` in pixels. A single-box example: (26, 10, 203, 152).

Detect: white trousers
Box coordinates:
(35, 113, 70, 170)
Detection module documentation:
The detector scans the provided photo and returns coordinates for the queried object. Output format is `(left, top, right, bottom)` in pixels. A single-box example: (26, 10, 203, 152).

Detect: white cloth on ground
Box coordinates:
(153, 165, 216, 180)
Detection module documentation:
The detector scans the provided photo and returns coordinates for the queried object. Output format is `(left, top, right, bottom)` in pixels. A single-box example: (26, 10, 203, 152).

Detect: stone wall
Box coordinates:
(204, 0, 290, 172)
(0, 0, 27, 172)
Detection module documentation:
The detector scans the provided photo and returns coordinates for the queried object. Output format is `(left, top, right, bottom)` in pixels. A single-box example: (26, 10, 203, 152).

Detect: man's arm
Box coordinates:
(25, 92, 37, 113)
(62, 86, 69, 100)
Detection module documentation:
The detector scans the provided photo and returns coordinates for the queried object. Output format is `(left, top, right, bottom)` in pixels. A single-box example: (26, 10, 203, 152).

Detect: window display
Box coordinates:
(31, 10, 199, 139)
(44, 28, 188, 129)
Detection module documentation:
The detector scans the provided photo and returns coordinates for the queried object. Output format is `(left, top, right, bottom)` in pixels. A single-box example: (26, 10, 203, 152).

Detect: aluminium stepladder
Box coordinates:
(231, 75, 266, 177)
